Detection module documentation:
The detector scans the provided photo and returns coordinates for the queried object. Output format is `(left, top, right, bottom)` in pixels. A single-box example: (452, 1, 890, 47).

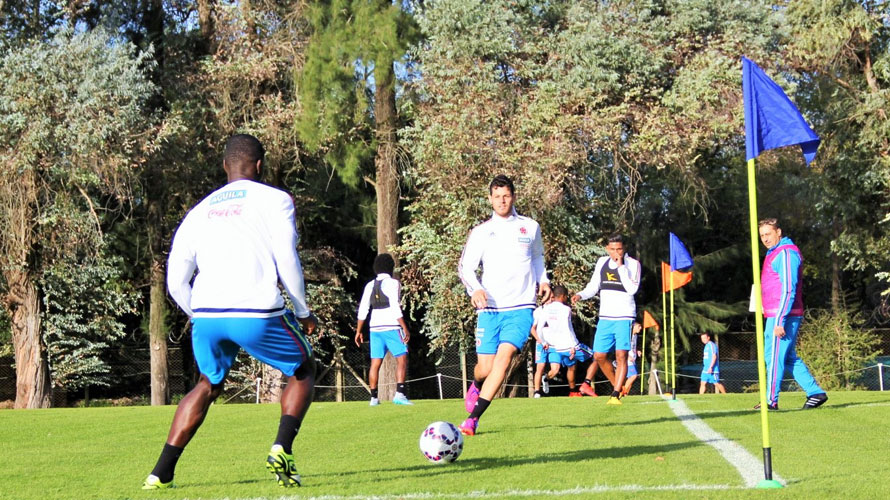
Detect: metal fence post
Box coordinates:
(255, 378, 261, 404)
(460, 349, 468, 397)
(437, 373, 443, 399)
(879, 363, 884, 392)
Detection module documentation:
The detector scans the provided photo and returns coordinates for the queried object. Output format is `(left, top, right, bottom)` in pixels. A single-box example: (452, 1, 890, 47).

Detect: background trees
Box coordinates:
(0, 0, 887, 405)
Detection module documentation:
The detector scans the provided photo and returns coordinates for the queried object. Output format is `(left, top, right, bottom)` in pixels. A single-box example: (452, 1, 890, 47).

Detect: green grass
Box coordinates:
(1, 391, 888, 500)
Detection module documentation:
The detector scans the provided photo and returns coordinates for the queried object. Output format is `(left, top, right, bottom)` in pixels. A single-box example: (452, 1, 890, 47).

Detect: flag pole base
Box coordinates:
(756, 480, 783, 489)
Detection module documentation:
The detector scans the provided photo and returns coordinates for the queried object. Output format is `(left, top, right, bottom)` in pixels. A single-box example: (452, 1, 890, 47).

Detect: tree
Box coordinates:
(298, 0, 419, 400)
(0, 29, 157, 407)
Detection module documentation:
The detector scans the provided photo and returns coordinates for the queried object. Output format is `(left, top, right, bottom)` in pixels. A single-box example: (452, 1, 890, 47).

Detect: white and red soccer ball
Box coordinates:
(419, 421, 463, 463)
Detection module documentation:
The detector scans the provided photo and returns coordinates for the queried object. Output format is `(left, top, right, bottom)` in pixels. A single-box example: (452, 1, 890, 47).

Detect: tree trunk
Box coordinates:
(7, 270, 52, 408)
(374, 59, 400, 401)
(260, 364, 284, 403)
(196, 0, 217, 55)
(149, 260, 169, 405)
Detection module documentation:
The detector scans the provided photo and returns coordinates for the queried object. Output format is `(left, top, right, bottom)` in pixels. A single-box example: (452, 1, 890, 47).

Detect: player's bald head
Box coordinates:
(224, 134, 265, 176)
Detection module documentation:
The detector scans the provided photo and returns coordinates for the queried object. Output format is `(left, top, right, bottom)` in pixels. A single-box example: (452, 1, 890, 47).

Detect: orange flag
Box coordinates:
(642, 310, 660, 331)
(661, 261, 692, 293)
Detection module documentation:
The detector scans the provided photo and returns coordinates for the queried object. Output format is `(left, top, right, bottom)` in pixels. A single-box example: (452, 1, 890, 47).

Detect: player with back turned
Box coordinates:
(142, 134, 317, 489)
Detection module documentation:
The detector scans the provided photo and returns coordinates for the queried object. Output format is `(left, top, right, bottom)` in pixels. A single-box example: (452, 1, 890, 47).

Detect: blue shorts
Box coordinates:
(701, 372, 720, 384)
(593, 319, 632, 353)
(535, 343, 562, 364)
(475, 309, 534, 355)
(191, 312, 312, 384)
(558, 344, 593, 367)
(370, 328, 408, 359)
(627, 362, 638, 377)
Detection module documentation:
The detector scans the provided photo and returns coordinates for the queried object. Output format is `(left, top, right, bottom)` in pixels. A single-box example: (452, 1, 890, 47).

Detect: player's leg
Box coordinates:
(238, 313, 314, 487)
(716, 382, 727, 394)
(782, 317, 827, 408)
(699, 380, 707, 394)
(467, 312, 498, 412)
(382, 329, 412, 404)
(533, 343, 546, 397)
(144, 318, 238, 489)
(580, 355, 599, 396)
(762, 316, 783, 408)
(566, 364, 581, 395)
(368, 358, 382, 405)
(594, 352, 616, 389)
(613, 350, 629, 394)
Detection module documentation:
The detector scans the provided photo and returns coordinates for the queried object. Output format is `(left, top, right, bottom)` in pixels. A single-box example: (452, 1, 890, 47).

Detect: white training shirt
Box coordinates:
(534, 301, 580, 351)
(576, 255, 641, 321)
(166, 179, 311, 319)
(458, 209, 549, 312)
(356, 273, 404, 332)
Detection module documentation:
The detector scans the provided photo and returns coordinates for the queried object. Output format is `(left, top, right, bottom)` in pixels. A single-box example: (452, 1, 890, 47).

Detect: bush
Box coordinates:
(797, 309, 880, 390)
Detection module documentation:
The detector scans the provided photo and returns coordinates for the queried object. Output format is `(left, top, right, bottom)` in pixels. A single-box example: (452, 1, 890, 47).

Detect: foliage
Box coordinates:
(401, 0, 778, 352)
(41, 254, 140, 390)
(797, 308, 881, 390)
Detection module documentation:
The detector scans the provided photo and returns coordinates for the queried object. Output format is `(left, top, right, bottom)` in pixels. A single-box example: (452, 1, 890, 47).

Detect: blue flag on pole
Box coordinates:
(669, 233, 693, 271)
(742, 57, 820, 165)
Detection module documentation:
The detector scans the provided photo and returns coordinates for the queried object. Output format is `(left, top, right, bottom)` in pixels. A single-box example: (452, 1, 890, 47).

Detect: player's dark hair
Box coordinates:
(551, 285, 568, 298)
(489, 175, 515, 195)
(758, 218, 781, 231)
(224, 134, 265, 167)
(373, 253, 395, 275)
(701, 332, 712, 339)
(608, 233, 625, 245)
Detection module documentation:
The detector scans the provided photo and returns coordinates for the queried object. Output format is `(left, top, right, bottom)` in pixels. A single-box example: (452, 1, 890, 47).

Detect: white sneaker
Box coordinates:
(533, 392, 542, 399)
(393, 393, 413, 405)
(369, 397, 380, 406)
(542, 377, 550, 394)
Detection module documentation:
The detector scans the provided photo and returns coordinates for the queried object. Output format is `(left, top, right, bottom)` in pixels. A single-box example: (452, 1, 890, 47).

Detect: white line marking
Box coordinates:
(240, 483, 740, 500)
(665, 396, 784, 487)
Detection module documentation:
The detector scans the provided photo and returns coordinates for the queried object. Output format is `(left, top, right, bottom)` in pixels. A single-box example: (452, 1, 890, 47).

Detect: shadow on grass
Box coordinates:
(308, 440, 703, 485)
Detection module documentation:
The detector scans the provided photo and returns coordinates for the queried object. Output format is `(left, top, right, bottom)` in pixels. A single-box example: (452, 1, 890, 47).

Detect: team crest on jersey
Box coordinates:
(519, 226, 527, 235)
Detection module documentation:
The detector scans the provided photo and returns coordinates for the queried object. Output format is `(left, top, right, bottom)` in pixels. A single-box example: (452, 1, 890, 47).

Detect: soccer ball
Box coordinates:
(419, 421, 463, 463)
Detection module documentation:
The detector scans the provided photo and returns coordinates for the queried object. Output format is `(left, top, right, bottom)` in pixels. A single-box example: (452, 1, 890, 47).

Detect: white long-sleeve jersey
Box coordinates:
(458, 210, 549, 312)
(534, 301, 580, 351)
(577, 255, 641, 321)
(166, 179, 311, 319)
(356, 273, 404, 331)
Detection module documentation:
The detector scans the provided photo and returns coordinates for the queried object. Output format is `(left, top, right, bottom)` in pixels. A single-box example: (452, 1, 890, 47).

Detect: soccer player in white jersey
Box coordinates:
(572, 234, 641, 405)
(531, 285, 593, 397)
(457, 175, 551, 436)
(354, 253, 412, 406)
(143, 135, 317, 490)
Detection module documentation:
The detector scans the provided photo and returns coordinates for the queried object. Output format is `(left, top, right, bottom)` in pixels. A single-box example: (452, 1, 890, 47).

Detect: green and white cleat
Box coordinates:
(141, 474, 174, 490)
(266, 444, 301, 487)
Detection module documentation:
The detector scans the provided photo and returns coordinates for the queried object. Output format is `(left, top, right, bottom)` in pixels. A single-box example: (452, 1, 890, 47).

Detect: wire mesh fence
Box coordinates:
(2, 329, 889, 406)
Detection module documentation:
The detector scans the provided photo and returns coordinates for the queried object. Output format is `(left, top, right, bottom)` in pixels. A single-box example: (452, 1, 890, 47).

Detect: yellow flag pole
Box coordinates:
(661, 268, 669, 395)
(670, 283, 676, 400)
(640, 326, 646, 394)
(748, 157, 778, 486)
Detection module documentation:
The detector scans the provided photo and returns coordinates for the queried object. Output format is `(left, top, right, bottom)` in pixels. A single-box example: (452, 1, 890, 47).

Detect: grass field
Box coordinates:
(1, 391, 888, 500)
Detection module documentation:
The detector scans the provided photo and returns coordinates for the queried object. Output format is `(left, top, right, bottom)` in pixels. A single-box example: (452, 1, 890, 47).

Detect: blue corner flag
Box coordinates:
(742, 57, 820, 165)
(669, 233, 693, 271)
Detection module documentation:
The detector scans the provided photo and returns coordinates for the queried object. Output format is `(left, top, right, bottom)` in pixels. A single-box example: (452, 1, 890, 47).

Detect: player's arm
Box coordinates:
(392, 278, 410, 343)
(531, 224, 551, 302)
(270, 194, 315, 334)
(708, 345, 718, 372)
(458, 228, 487, 308)
(355, 284, 372, 346)
(618, 258, 642, 295)
(572, 259, 604, 304)
(166, 219, 197, 318)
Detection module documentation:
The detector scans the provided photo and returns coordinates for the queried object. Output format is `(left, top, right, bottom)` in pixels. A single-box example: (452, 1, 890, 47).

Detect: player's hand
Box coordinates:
(571, 293, 582, 305)
(299, 313, 318, 336)
(354, 331, 363, 347)
(402, 330, 411, 344)
(632, 322, 642, 334)
(774, 324, 786, 338)
(539, 282, 552, 304)
(570, 348, 576, 360)
(471, 289, 488, 309)
(542, 343, 550, 351)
